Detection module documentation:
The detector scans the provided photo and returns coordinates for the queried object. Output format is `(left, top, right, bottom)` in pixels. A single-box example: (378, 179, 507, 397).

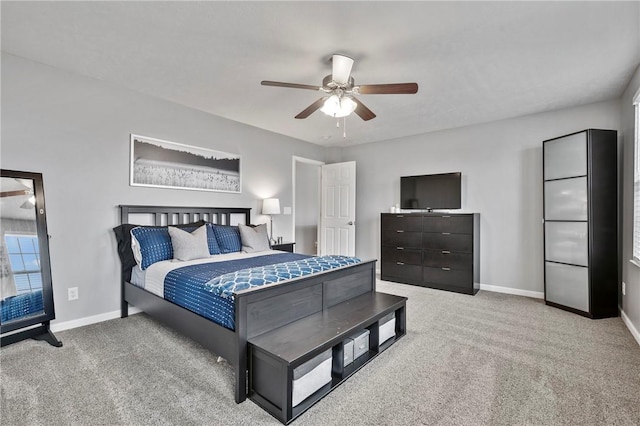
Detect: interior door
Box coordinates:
(320, 161, 356, 256)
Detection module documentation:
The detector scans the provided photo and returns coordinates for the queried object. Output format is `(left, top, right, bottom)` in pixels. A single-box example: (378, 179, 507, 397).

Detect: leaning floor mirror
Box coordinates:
(0, 169, 61, 347)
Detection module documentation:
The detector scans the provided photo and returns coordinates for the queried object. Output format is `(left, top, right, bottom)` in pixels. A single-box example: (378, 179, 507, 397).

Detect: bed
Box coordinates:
(114, 205, 377, 403)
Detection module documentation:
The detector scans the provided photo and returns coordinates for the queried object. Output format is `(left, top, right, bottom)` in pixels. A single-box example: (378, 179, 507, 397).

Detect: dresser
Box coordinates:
(543, 129, 618, 318)
(381, 213, 480, 295)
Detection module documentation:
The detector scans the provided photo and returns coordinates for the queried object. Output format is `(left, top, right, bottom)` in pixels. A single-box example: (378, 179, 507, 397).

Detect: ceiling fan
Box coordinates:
(261, 54, 418, 121)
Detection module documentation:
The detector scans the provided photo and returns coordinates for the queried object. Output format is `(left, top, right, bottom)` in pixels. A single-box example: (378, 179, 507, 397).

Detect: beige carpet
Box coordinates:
(2, 280, 639, 425)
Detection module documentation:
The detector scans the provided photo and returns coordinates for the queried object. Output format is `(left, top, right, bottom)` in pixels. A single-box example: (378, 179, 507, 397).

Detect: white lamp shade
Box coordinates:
(262, 198, 281, 215)
(321, 95, 357, 118)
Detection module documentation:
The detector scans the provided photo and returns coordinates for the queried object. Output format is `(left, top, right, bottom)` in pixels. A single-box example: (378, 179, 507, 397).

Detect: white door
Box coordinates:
(320, 161, 356, 256)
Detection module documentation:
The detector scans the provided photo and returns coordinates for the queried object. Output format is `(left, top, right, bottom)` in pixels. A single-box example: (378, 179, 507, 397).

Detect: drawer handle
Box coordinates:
(441, 250, 450, 254)
(396, 230, 405, 233)
(396, 262, 405, 265)
(442, 215, 451, 218)
(442, 232, 451, 235)
(396, 215, 404, 218)
(441, 267, 451, 271)
(396, 247, 404, 250)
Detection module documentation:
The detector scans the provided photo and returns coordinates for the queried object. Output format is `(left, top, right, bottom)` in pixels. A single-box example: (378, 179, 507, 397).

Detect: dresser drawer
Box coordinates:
(381, 247, 422, 265)
(381, 214, 422, 232)
(381, 262, 422, 282)
(423, 266, 472, 288)
(382, 230, 422, 248)
(422, 215, 473, 234)
(422, 233, 473, 252)
(422, 249, 472, 270)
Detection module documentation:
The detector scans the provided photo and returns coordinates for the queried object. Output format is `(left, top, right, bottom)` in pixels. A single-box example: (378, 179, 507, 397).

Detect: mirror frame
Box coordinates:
(0, 169, 58, 343)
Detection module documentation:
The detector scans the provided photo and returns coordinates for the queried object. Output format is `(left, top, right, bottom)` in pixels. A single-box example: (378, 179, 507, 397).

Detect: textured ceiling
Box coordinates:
(2, 1, 639, 147)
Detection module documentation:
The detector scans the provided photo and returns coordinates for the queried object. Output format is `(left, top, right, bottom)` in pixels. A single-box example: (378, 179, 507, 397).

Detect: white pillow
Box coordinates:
(239, 224, 271, 253)
(168, 225, 210, 261)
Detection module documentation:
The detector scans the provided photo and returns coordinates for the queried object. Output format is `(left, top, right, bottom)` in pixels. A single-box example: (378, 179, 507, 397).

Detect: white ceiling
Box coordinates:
(2, 1, 639, 147)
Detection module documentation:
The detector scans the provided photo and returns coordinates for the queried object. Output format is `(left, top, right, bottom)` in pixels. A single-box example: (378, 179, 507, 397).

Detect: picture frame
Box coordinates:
(130, 134, 241, 193)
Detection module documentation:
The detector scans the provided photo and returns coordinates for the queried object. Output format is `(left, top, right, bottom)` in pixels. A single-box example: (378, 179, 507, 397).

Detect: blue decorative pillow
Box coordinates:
(209, 223, 242, 254)
(131, 224, 200, 270)
(206, 224, 222, 255)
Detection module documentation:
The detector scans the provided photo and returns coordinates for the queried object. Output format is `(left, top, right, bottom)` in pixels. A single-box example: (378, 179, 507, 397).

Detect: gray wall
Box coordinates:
(620, 65, 640, 336)
(342, 100, 621, 295)
(1, 53, 327, 324)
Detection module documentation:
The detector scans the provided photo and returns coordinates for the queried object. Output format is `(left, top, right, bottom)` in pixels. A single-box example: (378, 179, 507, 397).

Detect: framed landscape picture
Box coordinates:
(130, 134, 241, 193)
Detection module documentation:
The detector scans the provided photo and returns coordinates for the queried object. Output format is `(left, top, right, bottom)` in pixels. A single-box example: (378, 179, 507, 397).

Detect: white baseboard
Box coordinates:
(50, 306, 141, 333)
(479, 283, 544, 299)
(378, 272, 544, 300)
(621, 309, 640, 347)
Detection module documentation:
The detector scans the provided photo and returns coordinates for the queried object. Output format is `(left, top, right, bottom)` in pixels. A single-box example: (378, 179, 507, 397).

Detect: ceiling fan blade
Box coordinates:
(332, 54, 354, 85)
(295, 97, 327, 119)
(357, 83, 419, 95)
(0, 189, 29, 198)
(261, 81, 321, 91)
(352, 97, 376, 121)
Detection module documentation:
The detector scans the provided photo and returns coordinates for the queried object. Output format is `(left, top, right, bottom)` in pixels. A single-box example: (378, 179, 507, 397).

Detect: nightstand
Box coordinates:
(271, 242, 295, 253)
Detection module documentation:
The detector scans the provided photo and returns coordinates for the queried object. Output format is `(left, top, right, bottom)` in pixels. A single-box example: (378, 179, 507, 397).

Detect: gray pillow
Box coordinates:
(239, 223, 270, 253)
(168, 225, 210, 261)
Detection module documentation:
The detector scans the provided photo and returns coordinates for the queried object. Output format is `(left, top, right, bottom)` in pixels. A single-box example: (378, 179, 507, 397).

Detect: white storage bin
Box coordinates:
(292, 349, 332, 407)
(352, 329, 370, 360)
(378, 312, 396, 345)
(343, 338, 354, 366)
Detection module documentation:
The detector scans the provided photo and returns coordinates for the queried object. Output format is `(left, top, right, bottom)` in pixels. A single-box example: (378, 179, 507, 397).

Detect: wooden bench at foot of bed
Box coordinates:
(248, 291, 407, 424)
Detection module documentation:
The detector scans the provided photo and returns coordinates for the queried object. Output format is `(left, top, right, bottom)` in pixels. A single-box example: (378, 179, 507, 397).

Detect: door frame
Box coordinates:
(292, 156, 324, 254)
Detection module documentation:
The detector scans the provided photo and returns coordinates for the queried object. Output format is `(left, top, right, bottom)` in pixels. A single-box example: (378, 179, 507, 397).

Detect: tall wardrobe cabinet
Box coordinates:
(543, 129, 618, 318)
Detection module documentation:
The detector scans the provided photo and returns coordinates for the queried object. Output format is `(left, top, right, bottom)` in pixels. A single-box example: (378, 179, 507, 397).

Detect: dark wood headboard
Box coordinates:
(119, 205, 251, 226)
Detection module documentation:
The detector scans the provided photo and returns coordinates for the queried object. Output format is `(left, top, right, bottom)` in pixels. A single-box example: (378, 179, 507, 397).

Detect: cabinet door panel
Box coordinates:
(544, 132, 587, 180)
(423, 266, 472, 288)
(381, 215, 422, 232)
(422, 249, 472, 270)
(545, 262, 589, 312)
(382, 262, 422, 282)
(381, 247, 422, 265)
(381, 230, 422, 248)
(544, 177, 588, 221)
(544, 222, 589, 267)
(422, 233, 473, 252)
(422, 216, 472, 234)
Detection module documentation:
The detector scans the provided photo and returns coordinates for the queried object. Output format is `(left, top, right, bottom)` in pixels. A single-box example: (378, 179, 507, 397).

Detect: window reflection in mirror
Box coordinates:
(0, 176, 45, 322)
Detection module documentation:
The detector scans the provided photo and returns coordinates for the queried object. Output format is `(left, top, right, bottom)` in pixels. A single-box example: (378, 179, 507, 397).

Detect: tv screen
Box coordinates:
(400, 172, 461, 210)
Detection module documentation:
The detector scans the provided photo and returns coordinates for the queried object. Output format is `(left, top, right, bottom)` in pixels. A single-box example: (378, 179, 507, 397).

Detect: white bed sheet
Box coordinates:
(133, 250, 287, 298)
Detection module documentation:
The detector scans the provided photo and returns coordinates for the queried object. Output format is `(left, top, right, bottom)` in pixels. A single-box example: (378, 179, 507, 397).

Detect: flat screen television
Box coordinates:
(400, 172, 462, 210)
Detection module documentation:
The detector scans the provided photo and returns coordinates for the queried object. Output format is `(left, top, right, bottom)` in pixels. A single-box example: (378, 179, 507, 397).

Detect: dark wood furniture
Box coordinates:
(0, 170, 62, 348)
(271, 242, 295, 252)
(381, 212, 480, 295)
(118, 205, 382, 405)
(249, 292, 406, 424)
(543, 129, 619, 318)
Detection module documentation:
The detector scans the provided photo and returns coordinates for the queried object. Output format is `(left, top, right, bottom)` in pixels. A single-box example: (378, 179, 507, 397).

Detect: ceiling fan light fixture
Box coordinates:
(320, 95, 357, 118)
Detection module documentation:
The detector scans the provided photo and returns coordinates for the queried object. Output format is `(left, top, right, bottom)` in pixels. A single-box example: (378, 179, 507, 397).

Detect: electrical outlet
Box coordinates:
(622, 282, 626, 296)
(68, 287, 79, 301)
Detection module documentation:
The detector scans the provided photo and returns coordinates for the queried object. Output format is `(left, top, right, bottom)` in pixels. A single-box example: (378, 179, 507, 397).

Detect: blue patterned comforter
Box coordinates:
(204, 255, 362, 299)
(163, 253, 361, 330)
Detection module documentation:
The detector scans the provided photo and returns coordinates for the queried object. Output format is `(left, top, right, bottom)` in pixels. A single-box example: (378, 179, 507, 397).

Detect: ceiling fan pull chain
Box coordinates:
(343, 117, 347, 138)
(336, 118, 340, 128)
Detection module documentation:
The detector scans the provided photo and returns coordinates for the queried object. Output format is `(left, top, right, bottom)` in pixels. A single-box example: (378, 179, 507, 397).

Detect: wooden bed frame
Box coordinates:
(118, 205, 377, 403)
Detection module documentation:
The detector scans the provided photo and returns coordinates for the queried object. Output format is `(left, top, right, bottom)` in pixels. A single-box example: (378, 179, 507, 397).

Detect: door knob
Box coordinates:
(348, 221, 354, 225)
